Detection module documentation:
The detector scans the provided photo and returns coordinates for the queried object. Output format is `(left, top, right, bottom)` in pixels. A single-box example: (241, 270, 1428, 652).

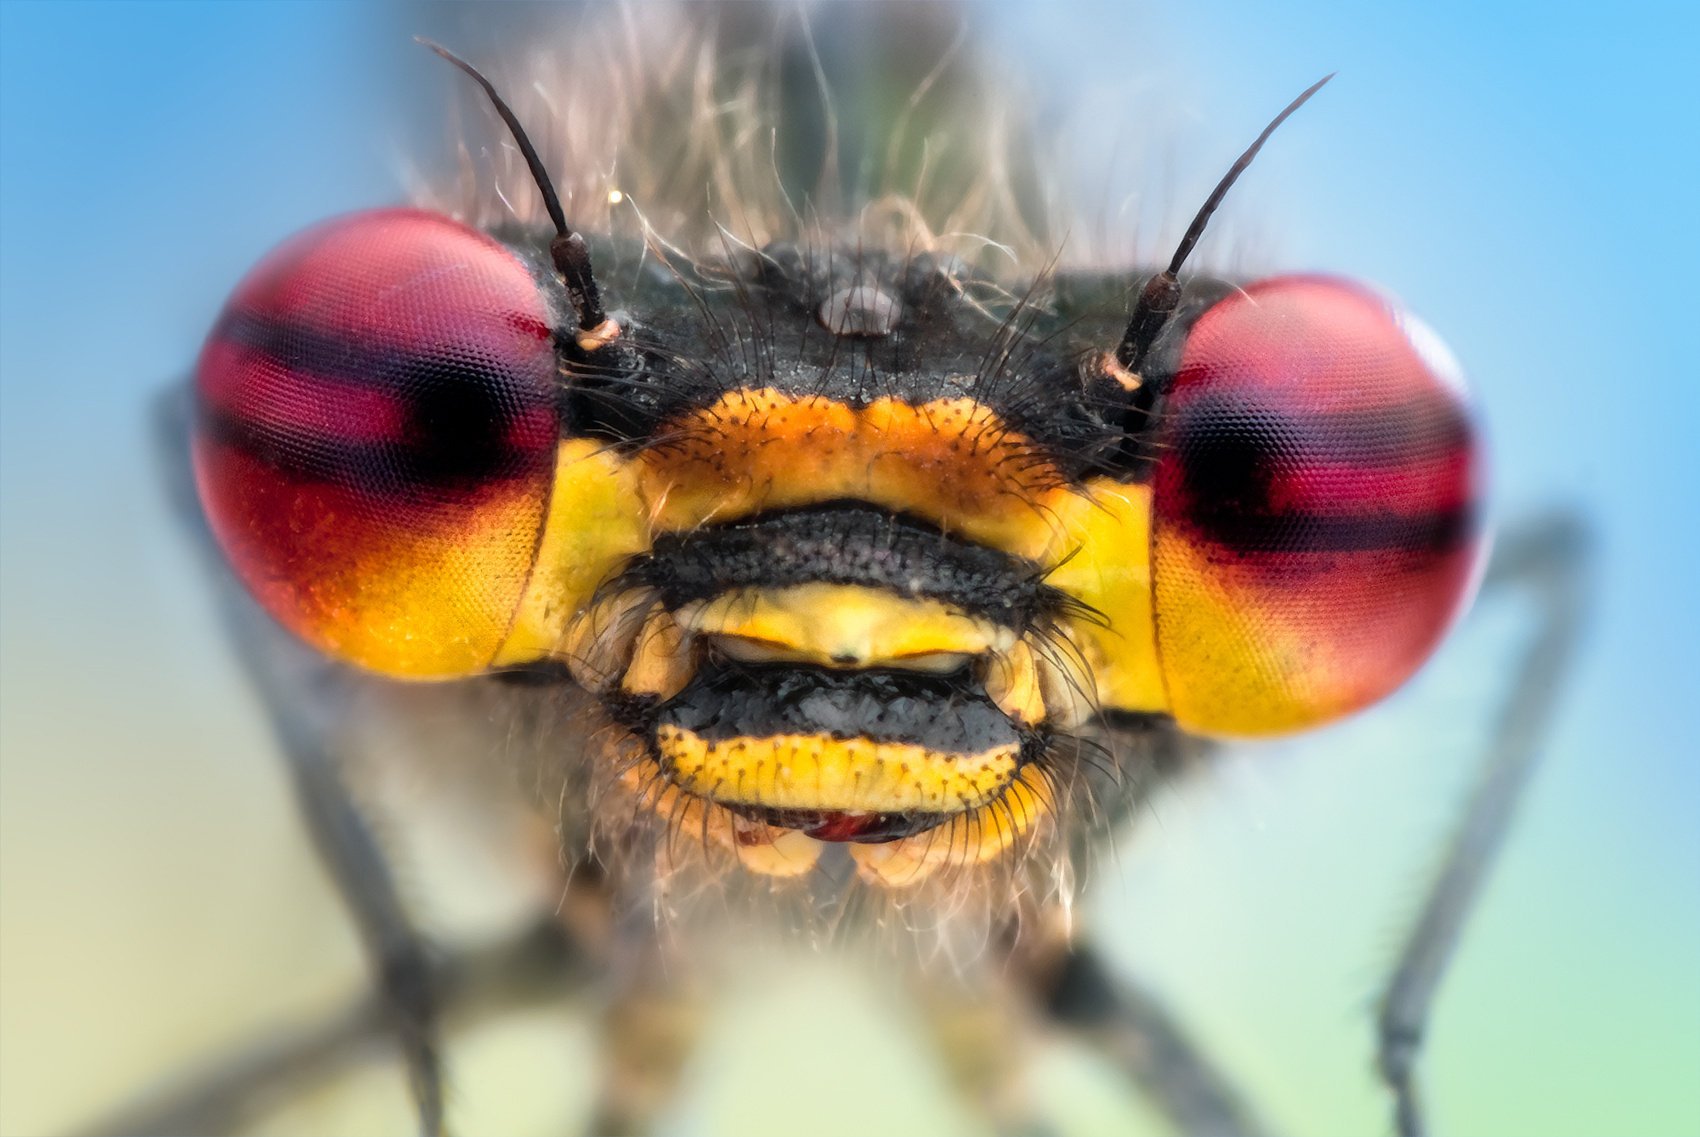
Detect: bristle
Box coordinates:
(416, 2, 1063, 275)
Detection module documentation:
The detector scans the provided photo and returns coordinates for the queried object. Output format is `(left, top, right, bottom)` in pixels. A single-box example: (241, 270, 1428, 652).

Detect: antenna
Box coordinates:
(1113, 73, 1334, 374)
(419, 39, 616, 347)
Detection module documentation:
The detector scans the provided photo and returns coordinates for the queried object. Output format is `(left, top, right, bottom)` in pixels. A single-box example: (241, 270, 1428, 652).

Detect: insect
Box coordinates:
(97, 5, 1586, 1135)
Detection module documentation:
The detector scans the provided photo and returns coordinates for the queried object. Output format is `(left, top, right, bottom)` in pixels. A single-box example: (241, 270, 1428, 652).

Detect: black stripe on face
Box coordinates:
(626, 504, 1065, 629)
(611, 660, 1033, 756)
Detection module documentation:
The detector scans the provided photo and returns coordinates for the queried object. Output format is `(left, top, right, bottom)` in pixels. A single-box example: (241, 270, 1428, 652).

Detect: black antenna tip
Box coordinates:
(418, 36, 572, 241)
(418, 36, 611, 334)
(415, 38, 496, 100)
(1113, 73, 1334, 372)
(1165, 72, 1335, 276)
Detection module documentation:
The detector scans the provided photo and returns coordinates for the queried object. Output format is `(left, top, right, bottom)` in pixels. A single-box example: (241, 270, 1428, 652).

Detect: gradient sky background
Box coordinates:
(2, 2, 1696, 1135)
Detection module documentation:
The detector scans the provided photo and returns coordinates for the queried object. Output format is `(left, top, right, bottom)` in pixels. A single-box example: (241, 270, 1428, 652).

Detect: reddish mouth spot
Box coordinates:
(803, 811, 888, 842)
(728, 805, 948, 844)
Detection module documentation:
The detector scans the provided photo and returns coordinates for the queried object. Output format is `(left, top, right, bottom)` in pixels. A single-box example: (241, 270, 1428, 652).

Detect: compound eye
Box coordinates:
(1151, 275, 1485, 735)
(193, 209, 561, 677)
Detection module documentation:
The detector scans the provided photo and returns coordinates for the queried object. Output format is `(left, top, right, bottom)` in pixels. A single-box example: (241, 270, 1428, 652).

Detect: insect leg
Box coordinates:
(1375, 510, 1591, 1137)
(152, 388, 445, 1133)
(241, 628, 450, 1134)
(1032, 940, 1272, 1137)
(73, 917, 589, 1136)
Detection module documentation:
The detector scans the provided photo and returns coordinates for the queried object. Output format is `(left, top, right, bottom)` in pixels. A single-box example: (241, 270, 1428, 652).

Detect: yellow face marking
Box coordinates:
(478, 407, 1190, 888)
(654, 725, 1021, 814)
(494, 439, 651, 667)
(731, 829, 824, 878)
(489, 409, 1177, 723)
(616, 752, 827, 877)
(612, 751, 1038, 882)
(490, 432, 1177, 725)
(1044, 477, 1170, 718)
(677, 583, 1011, 669)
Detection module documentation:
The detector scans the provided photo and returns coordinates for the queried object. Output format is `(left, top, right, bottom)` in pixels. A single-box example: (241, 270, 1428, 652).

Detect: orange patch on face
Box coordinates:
(638, 389, 1078, 560)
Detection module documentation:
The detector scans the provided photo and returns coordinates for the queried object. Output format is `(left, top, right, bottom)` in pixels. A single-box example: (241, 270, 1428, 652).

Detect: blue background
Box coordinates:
(3, 3, 1696, 1134)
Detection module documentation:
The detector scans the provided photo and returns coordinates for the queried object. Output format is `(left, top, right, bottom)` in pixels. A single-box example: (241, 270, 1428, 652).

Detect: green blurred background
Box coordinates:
(2, 2, 1696, 1134)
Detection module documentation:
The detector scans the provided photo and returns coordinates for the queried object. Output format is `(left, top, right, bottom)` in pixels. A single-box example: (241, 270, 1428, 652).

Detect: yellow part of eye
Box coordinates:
(1150, 530, 1403, 737)
(1150, 535, 1312, 735)
(638, 389, 1076, 561)
(676, 583, 1012, 669)
(310, 490, 551, 678)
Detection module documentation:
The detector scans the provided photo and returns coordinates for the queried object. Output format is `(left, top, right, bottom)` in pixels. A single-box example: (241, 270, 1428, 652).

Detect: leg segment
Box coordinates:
(234, 624, 448, 1136)
(579, 858, 707, 1137)
(1375, 511, 1591, 1136)
(73, 919, 589, 1137)
(154, 389, 447, 1134)
(1035, 942, 1271, 1137)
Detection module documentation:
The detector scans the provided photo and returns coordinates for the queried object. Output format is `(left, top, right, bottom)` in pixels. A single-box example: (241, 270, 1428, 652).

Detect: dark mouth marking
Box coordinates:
(725, 804, 947, 844)
(650, 660, 1027, 753)
(622, 502, 1068, 629)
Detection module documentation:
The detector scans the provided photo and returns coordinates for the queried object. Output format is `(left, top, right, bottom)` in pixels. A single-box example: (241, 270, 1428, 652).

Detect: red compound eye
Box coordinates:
(1150, 275, 1486, 735)
(192, 208, 561, 677)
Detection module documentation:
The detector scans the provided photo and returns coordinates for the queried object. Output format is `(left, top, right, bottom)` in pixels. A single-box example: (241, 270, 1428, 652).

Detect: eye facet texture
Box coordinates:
(1151, 276, 1484, 735)
(193, 209, 560, 677)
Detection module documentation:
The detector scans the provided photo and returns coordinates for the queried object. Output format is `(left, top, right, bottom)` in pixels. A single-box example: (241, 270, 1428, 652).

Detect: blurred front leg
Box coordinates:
(156, 387, 447, 1134)
(1376, 511, 1591, 1136)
